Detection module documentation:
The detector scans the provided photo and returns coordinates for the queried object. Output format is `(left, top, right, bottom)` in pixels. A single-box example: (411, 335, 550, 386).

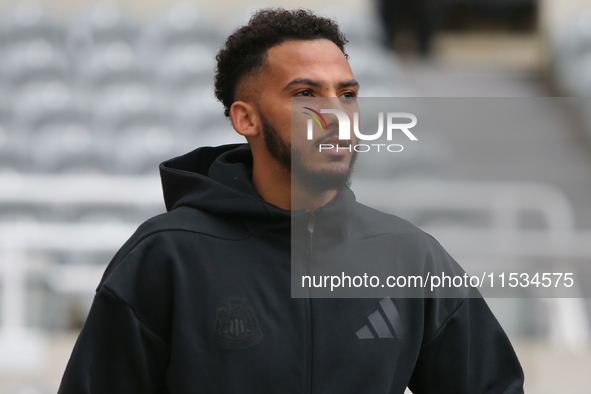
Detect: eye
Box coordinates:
(340, 91, 357, 100)
(295, 89, 313, 97)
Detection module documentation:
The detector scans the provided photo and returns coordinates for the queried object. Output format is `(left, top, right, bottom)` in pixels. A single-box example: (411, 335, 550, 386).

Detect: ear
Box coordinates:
(230, 101, 260, 138)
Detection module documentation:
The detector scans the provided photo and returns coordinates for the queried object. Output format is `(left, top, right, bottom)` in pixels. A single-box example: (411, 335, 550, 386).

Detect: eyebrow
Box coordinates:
(283, 78, 360, 90)
(339, 79, 360, 89)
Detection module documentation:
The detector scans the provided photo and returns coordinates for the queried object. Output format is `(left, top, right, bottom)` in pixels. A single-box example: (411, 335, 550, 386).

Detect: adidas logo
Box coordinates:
(356, 296, 406, 339)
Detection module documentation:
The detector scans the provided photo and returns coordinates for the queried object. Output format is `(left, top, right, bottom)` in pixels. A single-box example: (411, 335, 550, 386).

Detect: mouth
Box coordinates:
(316, 135, 352, 156)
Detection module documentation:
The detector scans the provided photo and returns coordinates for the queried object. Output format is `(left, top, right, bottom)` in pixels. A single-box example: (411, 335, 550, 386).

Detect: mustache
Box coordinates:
(313, 122, 349, 145)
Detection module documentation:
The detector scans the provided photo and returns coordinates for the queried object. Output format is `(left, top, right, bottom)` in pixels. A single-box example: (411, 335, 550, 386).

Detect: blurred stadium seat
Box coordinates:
(67, 0, 140, 60)
(75, 41, 152, 90)
(137, 1, 224, 59)
(154, 43, 216, 90)
(0, 0, 67, 48)
(0, 40, 71, 92)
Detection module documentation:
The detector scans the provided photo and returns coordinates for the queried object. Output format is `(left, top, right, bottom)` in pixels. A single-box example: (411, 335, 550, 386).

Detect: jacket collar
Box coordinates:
(160, 143, 353, 237)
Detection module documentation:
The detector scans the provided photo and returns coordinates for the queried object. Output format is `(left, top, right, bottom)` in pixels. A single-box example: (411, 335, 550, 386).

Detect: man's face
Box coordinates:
(254, 39, 359, 191)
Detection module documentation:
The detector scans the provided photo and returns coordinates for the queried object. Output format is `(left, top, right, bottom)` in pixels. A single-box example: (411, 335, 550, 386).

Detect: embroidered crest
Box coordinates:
(212, 297, 263, 349)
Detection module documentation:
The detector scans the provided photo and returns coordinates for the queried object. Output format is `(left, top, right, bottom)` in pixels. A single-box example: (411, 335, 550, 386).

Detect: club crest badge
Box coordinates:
(212, 297, 263, 349)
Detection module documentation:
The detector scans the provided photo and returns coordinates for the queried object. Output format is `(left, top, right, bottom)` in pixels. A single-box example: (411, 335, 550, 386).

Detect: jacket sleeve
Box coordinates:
(57, 286, 170, 394)
(58, 228, 178, 393)
(407, 297, 525, 394)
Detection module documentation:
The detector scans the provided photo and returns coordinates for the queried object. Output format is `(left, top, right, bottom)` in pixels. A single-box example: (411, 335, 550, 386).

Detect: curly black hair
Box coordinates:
(214, 8, 348, 117)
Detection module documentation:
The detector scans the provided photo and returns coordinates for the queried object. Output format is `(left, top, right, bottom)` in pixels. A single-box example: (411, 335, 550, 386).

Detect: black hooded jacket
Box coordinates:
(58, 143, 524, 394)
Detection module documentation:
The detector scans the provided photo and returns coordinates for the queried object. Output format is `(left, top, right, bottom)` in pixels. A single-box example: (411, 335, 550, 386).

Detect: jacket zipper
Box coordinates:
(304, 211, 315, 394)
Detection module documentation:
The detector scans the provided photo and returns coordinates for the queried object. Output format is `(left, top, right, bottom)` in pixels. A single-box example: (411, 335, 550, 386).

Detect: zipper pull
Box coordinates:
(306, 212, 315, 256)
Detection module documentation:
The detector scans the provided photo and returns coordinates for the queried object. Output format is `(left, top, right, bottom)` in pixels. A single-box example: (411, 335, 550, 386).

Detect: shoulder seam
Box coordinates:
(420, 298, 469, 347)
(97, 227, 250, 290)
(100, 285, 171, 347)
(122, 226, 250, 266)
(347, 202, 427, 240)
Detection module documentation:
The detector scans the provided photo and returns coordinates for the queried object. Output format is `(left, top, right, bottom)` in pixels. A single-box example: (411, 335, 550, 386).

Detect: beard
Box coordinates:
(260, 112, 358, 192)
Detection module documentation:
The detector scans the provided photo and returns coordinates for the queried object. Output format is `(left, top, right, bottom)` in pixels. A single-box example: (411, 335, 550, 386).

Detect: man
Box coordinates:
(59, 8, 524, 393)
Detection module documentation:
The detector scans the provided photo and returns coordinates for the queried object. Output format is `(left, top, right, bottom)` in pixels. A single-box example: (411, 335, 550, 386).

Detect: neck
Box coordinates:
(251, 156, 337, 211)
(290, 177, 337, 211)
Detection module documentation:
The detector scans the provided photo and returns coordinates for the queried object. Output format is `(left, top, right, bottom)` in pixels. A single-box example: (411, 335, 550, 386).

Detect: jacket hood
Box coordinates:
(160, 144, 276, 217)
(159, 143, 354, 233)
